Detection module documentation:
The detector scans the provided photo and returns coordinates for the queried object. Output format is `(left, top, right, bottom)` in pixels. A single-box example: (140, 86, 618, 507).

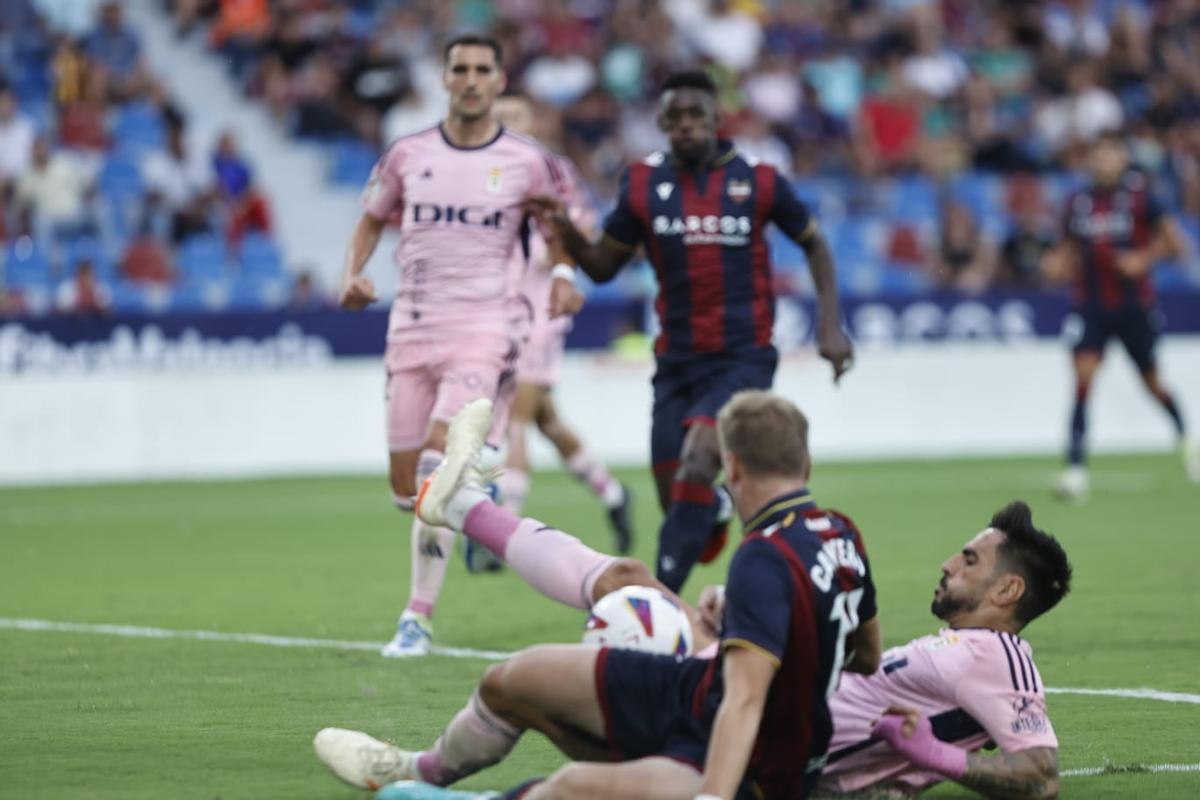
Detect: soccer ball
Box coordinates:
(582, 585, 693, 657)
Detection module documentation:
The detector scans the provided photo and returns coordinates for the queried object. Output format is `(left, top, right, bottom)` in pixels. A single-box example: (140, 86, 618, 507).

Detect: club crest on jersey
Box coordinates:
(727, 179, 752, 203)
(921, 633, 961, 651)
(486, 167, 503, 194)
(656, 182, 674, 201)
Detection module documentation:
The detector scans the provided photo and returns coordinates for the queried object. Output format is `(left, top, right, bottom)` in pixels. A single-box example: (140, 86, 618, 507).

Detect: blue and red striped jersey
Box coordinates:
(692, 490, 877, 798)
(1063, 172, 1164, 310)
(602, 142, 815, 356)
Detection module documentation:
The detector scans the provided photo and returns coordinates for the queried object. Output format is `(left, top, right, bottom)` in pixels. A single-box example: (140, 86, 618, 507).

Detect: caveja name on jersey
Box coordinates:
(810, 537, 867, 593)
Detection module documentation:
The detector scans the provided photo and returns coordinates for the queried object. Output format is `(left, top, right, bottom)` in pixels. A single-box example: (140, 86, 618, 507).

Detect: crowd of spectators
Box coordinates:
(0, 0, 286, 317)
(164, 0, 1200, 298)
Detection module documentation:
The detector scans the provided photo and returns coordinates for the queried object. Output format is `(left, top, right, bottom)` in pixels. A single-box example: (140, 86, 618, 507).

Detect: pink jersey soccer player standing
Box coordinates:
(337, 34, 570, 657)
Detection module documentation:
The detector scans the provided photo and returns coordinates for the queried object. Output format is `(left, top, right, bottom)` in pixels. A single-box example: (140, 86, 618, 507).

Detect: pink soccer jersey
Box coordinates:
(515, 156, 596, 385)
(820, 628, 1058, 794)
(362, 124, 568, 344)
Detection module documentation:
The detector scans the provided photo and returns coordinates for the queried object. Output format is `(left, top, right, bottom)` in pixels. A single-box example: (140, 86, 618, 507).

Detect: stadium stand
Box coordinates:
(0, 0, 284, 316)
(3, 0, 1200, 318)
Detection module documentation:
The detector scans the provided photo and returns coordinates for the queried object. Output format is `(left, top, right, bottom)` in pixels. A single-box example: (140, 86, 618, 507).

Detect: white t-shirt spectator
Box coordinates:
(141, 150, 210, 211)
(1044, 4, 1110, 57)
(16, 152, 92, 225)
(0, 112, 35, 180)
(32, 0, 105, 37)
(904, 50, 969, 99)
(1035, 87, 1124, 153)
(665, 0, 764, 72)
(55, 274, 111, 314)
(523, 55, 598, 108)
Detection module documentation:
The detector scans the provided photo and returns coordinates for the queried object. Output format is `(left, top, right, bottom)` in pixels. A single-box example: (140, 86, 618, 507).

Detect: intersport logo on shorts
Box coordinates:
(652, 214, 752, 246)
(412, 203, 504, 227)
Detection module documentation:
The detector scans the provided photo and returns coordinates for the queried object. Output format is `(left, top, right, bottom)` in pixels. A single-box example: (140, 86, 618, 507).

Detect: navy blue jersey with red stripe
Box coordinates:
(1063, 172, 1163, 311)
(693, 490, 877, 798)
(602, 142, 815, 356)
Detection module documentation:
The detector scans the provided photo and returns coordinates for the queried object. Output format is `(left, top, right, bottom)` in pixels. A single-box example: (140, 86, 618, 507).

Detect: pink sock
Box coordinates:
(407, 514, 455, 618)
(566, 449, 623, 508)
(416, 449, 442, 485)
(416, 689, 520, 785)
(497, 468, 530, 514)
(460, 501, 616, 610)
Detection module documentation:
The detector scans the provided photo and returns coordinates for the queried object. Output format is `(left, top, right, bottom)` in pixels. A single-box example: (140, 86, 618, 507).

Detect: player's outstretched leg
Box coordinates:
(1134, 366, 1199, 482)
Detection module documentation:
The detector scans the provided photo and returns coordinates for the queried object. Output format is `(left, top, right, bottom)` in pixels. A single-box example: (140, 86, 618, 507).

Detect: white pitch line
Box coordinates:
(0, 618, 512, 661)
(1063, 763, 1200, 777)
(1045, 686, 1200, 705)
(3, 618, 1200, 708)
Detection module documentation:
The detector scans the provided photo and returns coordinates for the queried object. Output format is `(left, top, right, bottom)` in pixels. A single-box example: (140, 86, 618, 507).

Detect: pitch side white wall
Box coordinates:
(2, 339, 1198, 486)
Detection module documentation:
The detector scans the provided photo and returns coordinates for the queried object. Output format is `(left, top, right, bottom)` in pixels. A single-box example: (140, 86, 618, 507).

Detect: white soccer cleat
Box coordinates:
(313, 727, 419, 790)
(416, 398, 493, 528)
(1181, 437, 1200, 483)
(1053, 465, 1090, 502)
(381, 611, 433, 658)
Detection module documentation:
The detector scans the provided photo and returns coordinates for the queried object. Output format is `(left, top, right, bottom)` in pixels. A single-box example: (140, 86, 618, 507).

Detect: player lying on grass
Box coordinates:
(316, 400, 1071, 799)
(320, 391, 879, 799)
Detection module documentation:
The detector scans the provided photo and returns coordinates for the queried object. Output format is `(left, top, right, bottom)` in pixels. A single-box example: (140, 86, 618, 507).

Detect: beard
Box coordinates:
(930, 578, 983, 621)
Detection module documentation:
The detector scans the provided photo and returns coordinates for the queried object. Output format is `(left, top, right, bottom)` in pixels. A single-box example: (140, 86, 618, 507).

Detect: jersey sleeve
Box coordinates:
(720, 537, 794, 668)
(527, 148, 571, 202)
(361, 144, 404, 221)
(600, 166, 643, 253)
(768, 168, 816, 243)
(560, 158, 598, 234)
(953, 637, 1059, 753)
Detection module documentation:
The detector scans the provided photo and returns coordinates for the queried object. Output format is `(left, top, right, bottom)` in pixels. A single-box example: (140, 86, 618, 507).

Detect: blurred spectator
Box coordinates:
(54, 258, 111, 315)
(212, 132, 271, 244)
(668, 0, 764, 73)
(1043, 0, 1109, 59)
(208, 0, 271, 63)
(0, 87, 35, 185)
(523, 41, 598, 108)
(903, 9, 968, 101)
(289, 269, 327, 310)
(83, 2, 143, 91)
(855, 53, 922, 175)
(933, 201, 998, 294)
(999, 178, 1056, 289)
(31, 0, 103, 38)
(15, 135, 95, 240)
(120, 224, 174, 284)
(51, 36, 88, 106)
(142, 117, 213, 243)
(1034, 59, 1123, 163)
(57, 67, 109, 151)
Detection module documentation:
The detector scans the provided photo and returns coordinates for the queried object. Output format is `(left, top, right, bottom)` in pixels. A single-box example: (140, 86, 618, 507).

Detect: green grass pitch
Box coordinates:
(2, 454, 1198, 799)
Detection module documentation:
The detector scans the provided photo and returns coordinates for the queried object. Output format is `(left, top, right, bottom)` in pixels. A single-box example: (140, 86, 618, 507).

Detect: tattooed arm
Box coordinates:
(960, 746, 1059, 799)
(874, 708, 1059, 799)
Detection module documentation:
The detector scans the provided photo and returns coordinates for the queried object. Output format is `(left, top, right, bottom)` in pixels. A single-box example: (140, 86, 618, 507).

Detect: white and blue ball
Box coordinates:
(582, 585, 693, 657)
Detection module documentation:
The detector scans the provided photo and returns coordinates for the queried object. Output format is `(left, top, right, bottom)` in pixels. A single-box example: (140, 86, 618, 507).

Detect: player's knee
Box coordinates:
(479, 662, 519, 720)
(592, 558, 654, 602)
(539, 763, 594, 799)
(675, 450, 720, 485)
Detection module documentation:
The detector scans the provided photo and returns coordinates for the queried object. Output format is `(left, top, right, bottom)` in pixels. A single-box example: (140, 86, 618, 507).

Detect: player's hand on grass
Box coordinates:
(698, 584, 726, 637)
(340, 275, 378, 311)
(818, 322, 854, 384)
(549, 277, 584, 318)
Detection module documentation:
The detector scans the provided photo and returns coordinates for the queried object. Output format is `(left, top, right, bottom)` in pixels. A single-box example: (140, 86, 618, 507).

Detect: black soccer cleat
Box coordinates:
(607, 483, 635, 555)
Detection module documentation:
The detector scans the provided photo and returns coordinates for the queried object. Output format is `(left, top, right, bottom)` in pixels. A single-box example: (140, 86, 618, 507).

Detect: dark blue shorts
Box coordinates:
(595, 648, 760, 799)
(1070, 306, 1162, 371)
(650, 347, 779, 471)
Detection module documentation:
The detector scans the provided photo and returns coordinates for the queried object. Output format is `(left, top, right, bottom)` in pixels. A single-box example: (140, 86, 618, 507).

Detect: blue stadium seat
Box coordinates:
(1153, 261, 1194, 291)
(329, 139, 379, 186)
(63, 234, 118, 279)
(177, 234, 230, 281)
(3, 240, 53, 289)
(229, 275, 291, 310)
(171, 277, 232, 312)
(98, 155, 144, 206)
(110, 281, 171, 314)
(112, 102, 166, 155)
(948, 171, 1003, 222)
(238, 233, 285, 278)
(878, 176, 940, 221)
